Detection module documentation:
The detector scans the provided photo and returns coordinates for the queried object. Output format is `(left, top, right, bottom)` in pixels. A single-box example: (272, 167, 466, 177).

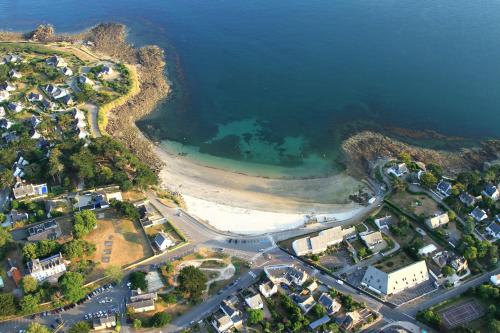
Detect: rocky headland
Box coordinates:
(342, 130, 500, 176)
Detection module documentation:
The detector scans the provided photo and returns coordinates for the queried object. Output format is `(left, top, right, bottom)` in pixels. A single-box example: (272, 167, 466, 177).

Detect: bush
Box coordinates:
(150, 312, 171, 327)
(129, 271, 148, 291)
(111, 200, 140, 221)
(416, 309, 441, 329)
(133, 319, 142, 329)
(247, 308, 264, 325)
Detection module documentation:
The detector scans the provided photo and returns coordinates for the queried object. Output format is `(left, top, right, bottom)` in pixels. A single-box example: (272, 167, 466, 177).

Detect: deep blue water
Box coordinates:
(2, 0, 500, 176)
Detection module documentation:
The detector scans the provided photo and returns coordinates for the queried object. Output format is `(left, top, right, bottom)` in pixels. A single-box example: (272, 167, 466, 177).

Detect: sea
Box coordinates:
(1, 0, 500, 177)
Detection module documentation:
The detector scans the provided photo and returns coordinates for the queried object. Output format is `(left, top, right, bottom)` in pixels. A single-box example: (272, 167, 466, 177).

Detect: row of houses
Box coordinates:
(212, 265, 309, 333)
(429, 177, 500, 241)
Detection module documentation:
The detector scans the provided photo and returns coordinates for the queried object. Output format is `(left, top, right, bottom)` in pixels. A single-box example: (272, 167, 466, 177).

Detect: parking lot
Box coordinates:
(0, 282, 127, 333)
(387, 279, 437, 305)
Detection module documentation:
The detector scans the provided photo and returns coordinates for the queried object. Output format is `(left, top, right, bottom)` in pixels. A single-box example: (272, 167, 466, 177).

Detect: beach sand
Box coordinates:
(154, 143, 371, 234)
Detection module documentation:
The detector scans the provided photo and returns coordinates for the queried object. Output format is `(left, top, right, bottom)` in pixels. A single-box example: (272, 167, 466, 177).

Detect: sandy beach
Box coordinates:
(154, 143, 372, 234)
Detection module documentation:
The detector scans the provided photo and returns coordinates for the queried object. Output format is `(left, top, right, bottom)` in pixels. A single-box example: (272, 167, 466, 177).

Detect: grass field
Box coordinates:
(390, 192, 439, 216)
(85, 215, 153, 277)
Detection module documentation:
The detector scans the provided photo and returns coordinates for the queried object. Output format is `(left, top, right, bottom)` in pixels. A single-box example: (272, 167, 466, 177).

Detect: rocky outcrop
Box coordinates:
(26, 24, 56, 42)
(342, 131, 500, 176)
(84, 23, 170, 172)
(86, 23, 137, 63)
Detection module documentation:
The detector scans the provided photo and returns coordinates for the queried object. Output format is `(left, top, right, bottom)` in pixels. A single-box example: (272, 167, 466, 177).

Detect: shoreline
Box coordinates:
(6, 23, 499, 234)
(150, 138, 371, 234)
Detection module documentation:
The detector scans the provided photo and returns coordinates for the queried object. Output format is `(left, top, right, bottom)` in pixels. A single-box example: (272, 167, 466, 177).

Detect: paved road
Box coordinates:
(84, 103, 101, 138)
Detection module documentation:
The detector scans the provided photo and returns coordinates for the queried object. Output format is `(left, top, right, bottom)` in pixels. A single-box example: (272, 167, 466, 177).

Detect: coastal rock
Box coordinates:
(84, 24, 170, 172)
(87, 23, 136, 63)
(342, 131, 500, 176)
(26, 24, 55, 42)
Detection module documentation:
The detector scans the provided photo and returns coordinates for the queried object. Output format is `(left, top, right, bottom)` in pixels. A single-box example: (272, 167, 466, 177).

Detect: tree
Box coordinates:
(104, 265, 124, 283)
(427, 164, 443, 179)
(20, 294, 40, 314)
(0, 169, 15, 187)
(311, 303, 327, 318)
(247, 308, 264, 325)
(69, 321, 91, 333)
(464, 246, 478, 261)
(448, 210, 456, 221)
(358, 247, 367, 258)
(129, 271, 148, 291)
(441, 265, 455, 277)
(393, 177, 407, 192)
(62, 239, 96, 259)
(111, 200, 140, 221)
(59, 272, 86, 303)
(48, 148, 64, 183)
(133, 319, 142, 329)
(489, 320, 500, 333)
(451, 183, 465, 196)
(70, 148, 95, 180)
(22, 276, 38, 293)
(416, 309, 441, 328)
(150, 311, 171, 327)
(420, 172, 438, 189)
(22, 243, 38, 259)
(0, 227, 12, 248)
(399, 152, 412, 164)
(177, 266, 208, 301)
(0, 293, 17, 316)
(162, 293, 176, 304)
(73, 210, 97, 238)
(26, 323, 51, 333)
(464, 219, 475, 234)
(487, 244, 498, 267)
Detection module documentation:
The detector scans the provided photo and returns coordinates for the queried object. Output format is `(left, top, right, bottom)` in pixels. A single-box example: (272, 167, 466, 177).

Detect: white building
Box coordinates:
(486, 221, 500, 240)
(360, 231, 384, 250)
(292, 226, 355, 256)
(244, 293, 264, 309)
(153, 232, 174, 251)
(318, 293, 341, 315)
(482, 184, 500, 201)
(28, 253, 67, 282)
(46, 55, 67, 68)
(491, 274, 500, 286)
(0, 90, 10, 102)
(264, 265, 309, 286)
(361, 260, 430, 296)
(259, 280, 277, 298)
(12, 182, 48, 200)
(470, 207, 488, 222)
(418, 244, 437, 256)
(436, 180, 452, 197)
(425, 212, 449, 229)
(61, 67, 73, 76)
(387, 163, 409, 177)
(374, 216, 392, 230)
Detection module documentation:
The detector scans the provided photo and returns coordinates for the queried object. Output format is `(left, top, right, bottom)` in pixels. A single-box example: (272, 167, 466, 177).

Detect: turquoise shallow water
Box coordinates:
(1, 0, 500, 177)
